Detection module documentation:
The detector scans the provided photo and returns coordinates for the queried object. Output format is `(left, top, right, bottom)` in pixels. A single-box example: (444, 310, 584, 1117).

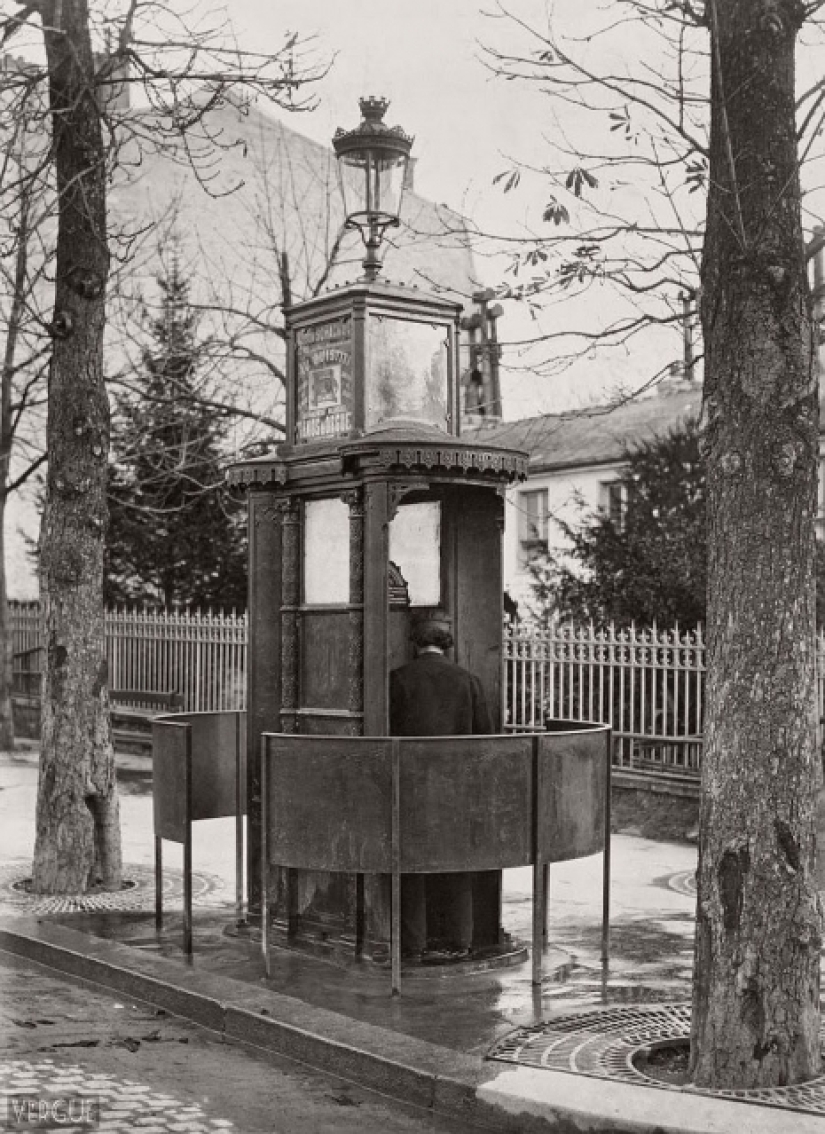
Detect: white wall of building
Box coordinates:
(505, 433, 825, 614)
(503, 459, 625, 608)
(4, 490, 39, 601)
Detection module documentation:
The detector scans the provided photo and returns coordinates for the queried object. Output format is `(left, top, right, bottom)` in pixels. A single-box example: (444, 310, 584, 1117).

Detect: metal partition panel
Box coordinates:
(188, 711, 247, 821)
(152, 720, 191, 842)
(153, 711, 248, 951)
(535, 724, 610, 863)
(397, 735, 533, 872)
(260, 727, 611, 992)
(154, 711, 246, 823)
(265, 735, 394, 872)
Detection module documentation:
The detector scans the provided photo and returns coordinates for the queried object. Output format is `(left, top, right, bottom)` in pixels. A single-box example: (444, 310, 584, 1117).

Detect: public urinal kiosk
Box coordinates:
(228, 276, 528, 960)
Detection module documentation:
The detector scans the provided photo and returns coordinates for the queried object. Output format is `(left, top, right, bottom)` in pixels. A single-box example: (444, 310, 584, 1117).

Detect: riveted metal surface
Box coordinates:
(488, 1002, 825, 1116)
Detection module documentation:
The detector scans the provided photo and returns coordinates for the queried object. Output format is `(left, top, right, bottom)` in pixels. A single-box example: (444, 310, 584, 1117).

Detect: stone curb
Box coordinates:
(1, 918, 821, 1134)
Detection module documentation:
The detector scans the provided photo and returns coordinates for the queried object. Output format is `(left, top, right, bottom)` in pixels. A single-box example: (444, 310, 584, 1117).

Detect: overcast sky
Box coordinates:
(13, 0, 823, 419)
(226, 0, 649, 417)
(228, 0, 544, 216)
(225, 2, 825, 419)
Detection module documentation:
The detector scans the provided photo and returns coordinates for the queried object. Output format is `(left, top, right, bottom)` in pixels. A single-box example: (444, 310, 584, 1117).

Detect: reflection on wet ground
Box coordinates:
(0, 749, 716, 1059)
(10, 754, 825, 1075)
(46, 849, 703, 1057)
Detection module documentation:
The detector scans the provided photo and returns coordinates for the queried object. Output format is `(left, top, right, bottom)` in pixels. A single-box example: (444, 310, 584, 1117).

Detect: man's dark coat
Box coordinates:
(390, 651, 492, 737)
(389, 649, 494, 952)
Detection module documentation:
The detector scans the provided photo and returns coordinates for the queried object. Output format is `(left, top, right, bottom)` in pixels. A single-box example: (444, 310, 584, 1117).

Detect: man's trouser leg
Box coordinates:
(430, 873, 473, 950)
(400, 875, 427, 956)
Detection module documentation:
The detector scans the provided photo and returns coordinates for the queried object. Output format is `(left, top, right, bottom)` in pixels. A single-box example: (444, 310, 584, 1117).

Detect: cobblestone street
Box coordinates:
(0, 953, 475, 1133)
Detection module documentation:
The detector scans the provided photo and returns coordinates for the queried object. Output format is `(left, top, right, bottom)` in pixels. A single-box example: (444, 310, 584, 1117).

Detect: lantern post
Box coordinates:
(229, 100, 528, 966)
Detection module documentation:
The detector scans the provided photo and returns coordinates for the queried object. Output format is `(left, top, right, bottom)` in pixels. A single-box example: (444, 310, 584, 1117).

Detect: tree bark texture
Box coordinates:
(32, 0, 121, 892)
(691, 0, 822, 1088)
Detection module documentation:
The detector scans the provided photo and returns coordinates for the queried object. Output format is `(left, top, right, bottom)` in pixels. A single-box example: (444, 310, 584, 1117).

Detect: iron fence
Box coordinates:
(10, 602, 247, 712)
(504, 622, 825, 777)
(10, 603, 825, 776)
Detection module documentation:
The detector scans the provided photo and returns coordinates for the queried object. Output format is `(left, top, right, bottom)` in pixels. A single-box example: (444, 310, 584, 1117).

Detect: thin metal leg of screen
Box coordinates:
(601, 749, 612, 963)
(391, 739, 401, 996)
(183, 727, 193, 959)
(235, 715, 245, 927)
(261, 747, 270, 980)
(154, 836, 163, 932)
(541, 863, 549, 945)
(391, 870, 401, 996)
(532, 859, 546, 986)
(183, 822, 193, 959)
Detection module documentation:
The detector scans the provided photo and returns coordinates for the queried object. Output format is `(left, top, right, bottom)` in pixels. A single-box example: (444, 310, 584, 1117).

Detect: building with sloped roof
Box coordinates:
(469, 375, 825, 607)
(466, 378, 704, 605)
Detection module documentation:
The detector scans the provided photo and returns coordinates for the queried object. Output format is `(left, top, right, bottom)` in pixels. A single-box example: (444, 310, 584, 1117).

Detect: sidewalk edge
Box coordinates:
(0, 919, 495, 1127)
(2, 918, 815, 1134)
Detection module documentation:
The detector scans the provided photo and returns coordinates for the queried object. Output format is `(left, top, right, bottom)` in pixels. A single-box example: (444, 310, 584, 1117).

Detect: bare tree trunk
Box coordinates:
(691, 0, 821, 1088)
(0, 499, 12, 752)
(0, 331, 15, 753)
(31, 0, 120, 893)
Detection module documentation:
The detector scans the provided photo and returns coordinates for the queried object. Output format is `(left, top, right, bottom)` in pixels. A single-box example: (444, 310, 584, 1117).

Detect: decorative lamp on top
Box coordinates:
(333, 97, 414, 281)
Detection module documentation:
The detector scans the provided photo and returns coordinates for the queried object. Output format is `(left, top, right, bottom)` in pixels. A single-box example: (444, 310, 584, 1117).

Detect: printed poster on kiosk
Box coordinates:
(295, 319, 353, 442)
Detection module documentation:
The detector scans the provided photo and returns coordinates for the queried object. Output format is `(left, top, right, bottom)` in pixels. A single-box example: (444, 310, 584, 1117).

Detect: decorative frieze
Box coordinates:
(227, 460, 288, 487)
(377, 444, 528, 478)
(342, 439, 528, 481)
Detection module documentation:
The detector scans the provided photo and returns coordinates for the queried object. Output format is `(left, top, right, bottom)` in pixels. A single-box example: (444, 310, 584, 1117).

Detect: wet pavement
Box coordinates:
(6, 743, 825, 1133)
(0, 745, 700, 1054)
(0, 950, 486, 1133)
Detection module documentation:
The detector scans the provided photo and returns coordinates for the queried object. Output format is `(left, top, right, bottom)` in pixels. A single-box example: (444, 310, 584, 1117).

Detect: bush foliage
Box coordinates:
(529, 418, 825, 629)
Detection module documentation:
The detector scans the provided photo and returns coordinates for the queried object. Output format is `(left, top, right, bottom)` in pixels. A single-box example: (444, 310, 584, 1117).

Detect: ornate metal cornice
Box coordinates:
(228, 426, 528, 487)
(226, 459, 288, 487)
(377, 443, 527, 479)
(340, 430, 528, 483)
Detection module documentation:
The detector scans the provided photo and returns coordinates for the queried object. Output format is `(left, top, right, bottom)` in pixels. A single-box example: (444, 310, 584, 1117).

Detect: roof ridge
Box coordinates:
(501, 383, 703, 431)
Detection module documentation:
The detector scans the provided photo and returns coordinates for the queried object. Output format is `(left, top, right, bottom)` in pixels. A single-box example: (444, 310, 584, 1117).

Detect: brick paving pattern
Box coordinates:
(1, 1058, 236, 1131)
(0, 951, 477, 1134)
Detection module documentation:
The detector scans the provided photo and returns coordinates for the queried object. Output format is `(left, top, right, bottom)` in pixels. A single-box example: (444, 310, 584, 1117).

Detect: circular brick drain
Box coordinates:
(0, 860, 225, 914)
(487, 1002, 825, 1116)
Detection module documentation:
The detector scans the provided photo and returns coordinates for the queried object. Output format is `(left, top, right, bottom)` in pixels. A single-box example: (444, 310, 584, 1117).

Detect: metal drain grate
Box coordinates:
(0, 860, 226, 914)
(488, 1002, 825, 1116)
(666, 870, 697, 897)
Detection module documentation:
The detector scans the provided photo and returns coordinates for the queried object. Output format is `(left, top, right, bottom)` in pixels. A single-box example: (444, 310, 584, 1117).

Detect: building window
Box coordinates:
(518, 488, 549, 566)
(600, 480, 627, 528)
